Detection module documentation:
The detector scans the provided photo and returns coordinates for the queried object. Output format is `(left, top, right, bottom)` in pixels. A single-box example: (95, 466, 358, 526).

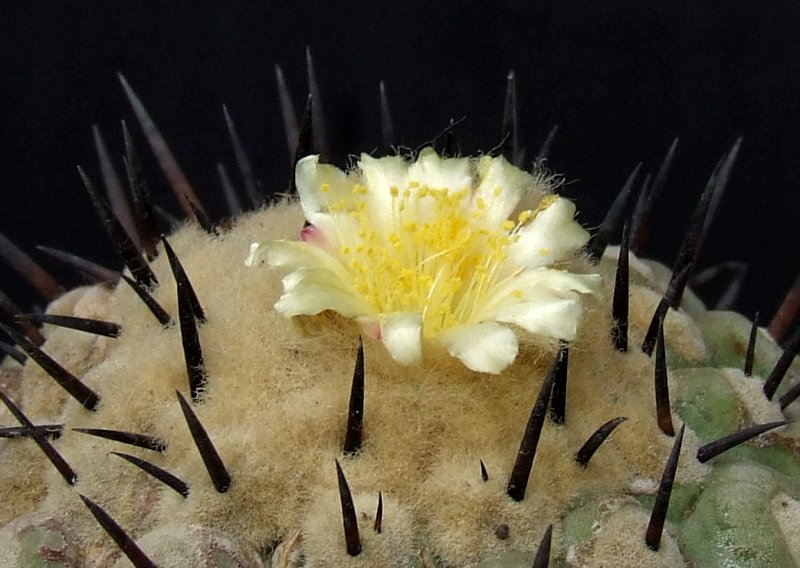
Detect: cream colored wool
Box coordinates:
(0, 198, 776, 566)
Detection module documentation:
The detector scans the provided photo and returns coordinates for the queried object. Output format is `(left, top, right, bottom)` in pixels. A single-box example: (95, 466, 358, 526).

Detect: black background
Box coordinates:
(1, 2, 798, 324)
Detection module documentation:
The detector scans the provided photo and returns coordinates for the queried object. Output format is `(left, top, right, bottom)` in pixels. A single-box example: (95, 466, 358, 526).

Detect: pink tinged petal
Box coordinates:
(380, 312, 423, 365)
(439, 322, 518, 374)
(299, 224, 318, 242)
(509, 199, 590, 268)
(356, 316, 382, 340)
(295, 155, 354, 219)
(495, 297, 584, 340)
(275, 268, 371, 318)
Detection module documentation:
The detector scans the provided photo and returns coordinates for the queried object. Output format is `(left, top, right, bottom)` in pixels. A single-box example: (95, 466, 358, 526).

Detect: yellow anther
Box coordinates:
(321, 183, 331, 193)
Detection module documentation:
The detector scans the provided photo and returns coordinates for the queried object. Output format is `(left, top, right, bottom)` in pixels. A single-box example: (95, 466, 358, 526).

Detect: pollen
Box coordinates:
(332, 182, 520, 337)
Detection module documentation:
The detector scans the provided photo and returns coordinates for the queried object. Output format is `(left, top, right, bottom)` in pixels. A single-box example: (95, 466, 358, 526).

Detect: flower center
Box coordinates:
(328, 182, 544, 338)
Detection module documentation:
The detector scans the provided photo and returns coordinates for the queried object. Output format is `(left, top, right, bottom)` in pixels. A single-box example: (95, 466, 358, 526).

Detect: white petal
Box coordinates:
(472, 155, 540, 226)
(477, 268, 602, 321)
(381, 312, 423, 365)
(268, 240, 350, 280)
(358, 153, 409, 229)
(495, 297, 584, 340)
(275, 268, 371, 317)
(295, 155, 354, 220)
(407, 147, 471, 191)
(509, 198, 590, 268)
(438, 322, 518, 374)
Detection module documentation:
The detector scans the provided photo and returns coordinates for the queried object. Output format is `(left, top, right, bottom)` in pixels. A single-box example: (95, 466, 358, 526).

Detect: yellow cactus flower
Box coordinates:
(248, 148, 601, 373)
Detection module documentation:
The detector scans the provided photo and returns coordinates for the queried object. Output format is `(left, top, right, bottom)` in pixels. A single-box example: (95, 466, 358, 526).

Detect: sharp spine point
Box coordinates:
(306, 47, 329, 159)
(0, 322, 99, 411)
(654, 316, 675, 436)
(16, 313, 121, 338)
(217, 163, 243, 217)
(744, 311, 759, 377)
(111, 451, 189, 497)
(122, 119, 161, 260)
(532, 524, 553, 568)
(763, 323, 800, 400)
(549, 344, 570, 425)
(334, 459, 362, 556)
(0, 423, 63, 439)
(275, 64, 300, 164)
(36, 245, 119, 285)
(575, 417, 628, 467)
(120, 274, 172, 327)
(379, 80, 395, 154)
(631, 138, 678, 255)
(0, 231, 65, 301)
(696, 421, 785, 463)
(78, 165, 158, 288)
(611, 221, 630, 352)
(176, 391, 231, 493)
(374, 491, 383, 534)
(118, 73, 206, 220)
(223, 105, 262, 208)
(72, 428, 166, 452)
(507, 351, 558, 501)
(535, 124, 559, 163)
(501, 70, 519, 166)
(629, 172, 652, 255)
(0, 390, 77, 484)
(79, 494, 158, 567)
(187, 195, 216, 234)
(480, 459, 489, 482)
(162, 237, 206, 402)
(587, 163, 641, 262)
(162, 235, 206, 316)
(92, 124, 141, 251)
(343, 337, 365, 455)
(645, 424, 685, 551)
(289, 95, 314, 196)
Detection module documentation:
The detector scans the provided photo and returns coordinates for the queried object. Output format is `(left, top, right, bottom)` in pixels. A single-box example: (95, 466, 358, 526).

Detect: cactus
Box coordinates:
(1, 66, 800, 568)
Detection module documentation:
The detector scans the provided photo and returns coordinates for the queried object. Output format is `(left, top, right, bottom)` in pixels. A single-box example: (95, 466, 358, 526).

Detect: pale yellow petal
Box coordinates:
(381, 312, 423, 365)
(358, 153, 409, 229)
(473, 155, 540, 226)
(295, 155, 354, 220)
(477, 268, 601, 321)
(509, 198, 590, 268)
(407, 147, 471, 191)
(494, 297, 584, 340)
(275, 268, 372, 317)
(438, 322, 518, 374)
